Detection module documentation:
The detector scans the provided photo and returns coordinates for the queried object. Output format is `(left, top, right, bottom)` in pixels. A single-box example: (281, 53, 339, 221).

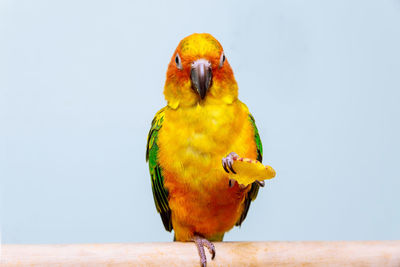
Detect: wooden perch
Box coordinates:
(2, 241, 400, 266)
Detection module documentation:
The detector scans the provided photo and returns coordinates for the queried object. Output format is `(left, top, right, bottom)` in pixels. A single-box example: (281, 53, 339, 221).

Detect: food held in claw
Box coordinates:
(230, 156, 276, 186)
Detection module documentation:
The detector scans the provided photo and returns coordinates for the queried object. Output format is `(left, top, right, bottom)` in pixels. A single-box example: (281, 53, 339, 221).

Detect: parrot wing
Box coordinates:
(235, 114, 263, 226)
(146, 107, 172, 232)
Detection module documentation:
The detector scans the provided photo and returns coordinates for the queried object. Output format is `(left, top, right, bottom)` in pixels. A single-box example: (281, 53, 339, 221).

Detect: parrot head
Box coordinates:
(164, 33, 238, 109)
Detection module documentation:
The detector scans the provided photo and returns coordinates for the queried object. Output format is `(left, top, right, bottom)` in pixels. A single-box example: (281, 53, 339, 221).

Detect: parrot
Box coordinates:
(146, 33, 265, 267)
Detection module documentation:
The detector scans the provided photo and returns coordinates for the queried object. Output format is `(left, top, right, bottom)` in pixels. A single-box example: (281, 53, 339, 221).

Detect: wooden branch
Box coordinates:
(2, 241, 400, 266)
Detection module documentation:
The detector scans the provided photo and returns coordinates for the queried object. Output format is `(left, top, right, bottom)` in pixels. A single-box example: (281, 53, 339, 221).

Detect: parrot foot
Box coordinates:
(223, 152, 249, 189)
(222, 152, 239, 174)
(223, 152, 266, 188)
(193, 235, 215, 267)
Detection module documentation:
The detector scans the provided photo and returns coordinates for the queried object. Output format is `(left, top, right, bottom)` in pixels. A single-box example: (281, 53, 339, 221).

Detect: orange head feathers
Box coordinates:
(164, 33, 238, 109)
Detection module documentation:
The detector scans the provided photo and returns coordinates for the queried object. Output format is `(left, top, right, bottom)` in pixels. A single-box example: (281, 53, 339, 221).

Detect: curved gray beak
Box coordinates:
(190, 59, 212, 99)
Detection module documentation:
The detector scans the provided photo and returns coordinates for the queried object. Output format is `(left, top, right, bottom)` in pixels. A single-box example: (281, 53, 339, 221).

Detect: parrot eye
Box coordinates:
(219, 52, 226, 68)
(175, 53, 183, 70)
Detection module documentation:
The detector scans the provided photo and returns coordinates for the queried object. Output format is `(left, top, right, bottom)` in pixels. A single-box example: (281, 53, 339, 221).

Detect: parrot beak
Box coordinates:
(190, 59, 212, 100)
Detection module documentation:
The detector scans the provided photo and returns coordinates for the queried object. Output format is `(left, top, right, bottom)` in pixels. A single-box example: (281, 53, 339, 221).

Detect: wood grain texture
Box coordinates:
(1, 241, 400, 267)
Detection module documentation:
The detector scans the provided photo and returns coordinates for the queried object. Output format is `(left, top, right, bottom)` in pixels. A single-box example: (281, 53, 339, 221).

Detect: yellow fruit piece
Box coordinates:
(230, 157, 276, 186)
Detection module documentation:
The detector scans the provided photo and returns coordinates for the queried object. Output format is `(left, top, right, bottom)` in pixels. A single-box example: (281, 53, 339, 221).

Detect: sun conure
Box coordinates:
(146, 33, 268, 267)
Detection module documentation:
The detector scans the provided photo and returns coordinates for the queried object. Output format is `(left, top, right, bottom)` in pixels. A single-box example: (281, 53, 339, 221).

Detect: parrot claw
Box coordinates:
(222, 152, 239, 174)
(222, 162, 230, 173)
(193, 235, 215, 267)
(228, 161, 236, 174)
(239, 183, 250, 190)
(256, 180, 265, 187)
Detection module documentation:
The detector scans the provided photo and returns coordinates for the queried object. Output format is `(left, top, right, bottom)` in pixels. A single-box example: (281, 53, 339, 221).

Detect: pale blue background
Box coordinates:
(1, 0, 400, 244)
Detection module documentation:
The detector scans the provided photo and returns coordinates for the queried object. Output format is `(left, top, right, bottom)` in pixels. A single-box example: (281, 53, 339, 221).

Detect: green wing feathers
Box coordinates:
(250, 114, 263, 163)
(146, 108, 172, 232)
(236, 114, 263, 226)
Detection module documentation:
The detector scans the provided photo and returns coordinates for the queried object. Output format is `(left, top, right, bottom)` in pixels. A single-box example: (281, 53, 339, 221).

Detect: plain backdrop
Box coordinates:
(1, 0, 400, 244)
